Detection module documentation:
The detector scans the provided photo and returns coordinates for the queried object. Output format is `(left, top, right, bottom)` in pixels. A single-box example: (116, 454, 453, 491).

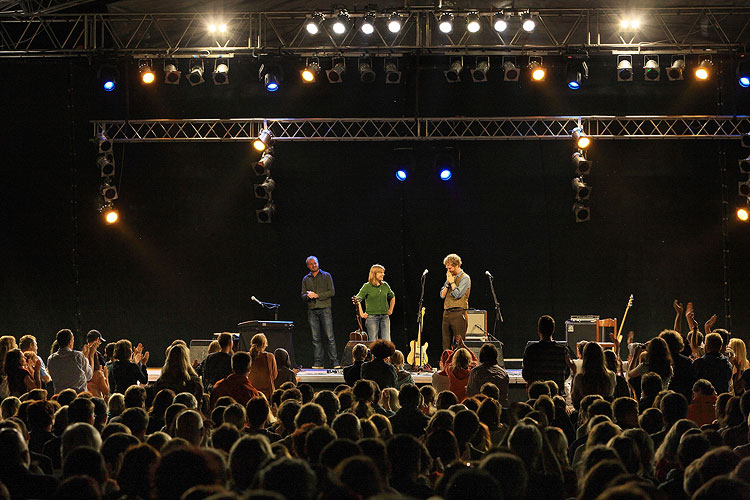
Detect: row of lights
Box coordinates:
(253, 131, 276, 223)
(571, 128, 592, 222)
(737, 134, 750, 222)
(96, 132, 119, 224)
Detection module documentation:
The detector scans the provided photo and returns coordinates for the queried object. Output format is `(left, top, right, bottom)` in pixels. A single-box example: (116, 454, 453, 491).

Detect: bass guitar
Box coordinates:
(616, 294, 634, 344)
(407, 307, 428, 369)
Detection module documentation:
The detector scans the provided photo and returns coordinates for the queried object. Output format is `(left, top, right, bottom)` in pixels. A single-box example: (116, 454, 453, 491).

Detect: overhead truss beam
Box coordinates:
(2, 7, 750, 58)
(92, 116, 750, 142)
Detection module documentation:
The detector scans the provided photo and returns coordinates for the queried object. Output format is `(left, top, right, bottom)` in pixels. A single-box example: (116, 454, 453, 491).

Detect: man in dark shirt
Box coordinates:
(522, 315, 571, 395)
(466, 343, 509, 406)
(693, 332, 733, 395)
(389, 384, 430, 437)
(203, 332, 233, 391)
(301, 256, 338, 368)
(0, 428, 59, 499)
(343, 343, 367, 387)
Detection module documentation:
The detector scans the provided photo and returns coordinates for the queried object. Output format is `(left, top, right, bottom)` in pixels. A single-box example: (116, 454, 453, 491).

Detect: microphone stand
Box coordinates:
(412, 272, 428, 372)
(486, 273, 504, 340)
(255, 298, 281, 321)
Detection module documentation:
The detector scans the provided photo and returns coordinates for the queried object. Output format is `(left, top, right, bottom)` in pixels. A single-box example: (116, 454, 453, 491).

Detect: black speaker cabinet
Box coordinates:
(565, 320, 597, 350)
(464, 339, 505, 367)
(189, 339, 214, 365)
(238, 320, 296, 367)
(340, 340, 376, 367)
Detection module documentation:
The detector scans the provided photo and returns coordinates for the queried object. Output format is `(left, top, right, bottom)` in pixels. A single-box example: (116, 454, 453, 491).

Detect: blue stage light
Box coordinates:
(568, 80, 580, 90)
(264, 72, 280, 92)
(395, 169, 407, 181)
(740, 76, 750, 88)
(103, 80, 116, 91)
(266, 81, 279, 91)
(439, 169, 452, 181)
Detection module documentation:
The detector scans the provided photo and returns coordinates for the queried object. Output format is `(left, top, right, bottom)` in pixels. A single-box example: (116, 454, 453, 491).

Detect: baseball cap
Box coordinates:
(86, 330, 106, 343)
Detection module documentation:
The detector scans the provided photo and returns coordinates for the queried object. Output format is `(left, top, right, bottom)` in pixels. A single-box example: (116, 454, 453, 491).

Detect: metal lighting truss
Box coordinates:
(91, 116, 750, 143)
(2, 6, 750, 57)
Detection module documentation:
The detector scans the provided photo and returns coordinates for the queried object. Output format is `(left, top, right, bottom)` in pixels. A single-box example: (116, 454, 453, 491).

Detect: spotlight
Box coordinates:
(395, 169, 408, 181)
(435, 148, 456, 181)
(361, 13, 376, 35)
(439, 169, 453, 181)
(256, 201, 276, 223)
(738, 205, 750, 222)
(471, 58, 489, 82)
(139, 60, 155, 84)
(101, 183, 118, 202)
(444, 57, 463, 83)
(521, 12, 535, 32)
(388, 13, 402, 33)
(164, 62, 181, 85)
(572, 152, 591, 175)
(254, 152, 273, 176)
(617, 56, 633, 81)
(493, 12, 509, 32)
(97, 132, 112, 153)
(667, 56, 685, 80)
(188, 59, 205, 86)
(213, 60, 229, 85)
(208, 22, 228, 34)
(306, 13, 324, 35)
(695, 58, 712, 80)
(573, 202, 590, 222)
(392, 148, 415, 180)
(738, 60, 750, 87)
(326, 58, 346, 83)
(466, 12, 481, 33)
(438, 13, 453, 34)
(385, 59, 402, 84)
(264, 73, 280, 92)
(644, 57, 660, 81)
(103, 206, 119, 224)
(97, 154, 115, 178)
(566, 60, 588, 90)
(572, 127, 591, 149)
(332, 10, 349, 35)
(620, 17, 641, 30)
(260, 63, 283, 92)
(742, 133, 750, 149)
(740, 156, 750, 174)
(301, 58, 320, 83)
(253, 129, 273, 152)
(529, 58, 545, 81)
(572, 177, 591, 200)
(739, 178, 750, 197)
(254, 177, 276, 199)
(359, 59, 376, 83)
(97, 65, 118, 92)
(503, 58, 519, 81)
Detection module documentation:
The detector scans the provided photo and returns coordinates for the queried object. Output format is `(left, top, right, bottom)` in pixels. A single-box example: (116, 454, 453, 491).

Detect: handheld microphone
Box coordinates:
(251, 296, 264, 306)
(422, 269, 429, 277)
(485, 270, 493, 279)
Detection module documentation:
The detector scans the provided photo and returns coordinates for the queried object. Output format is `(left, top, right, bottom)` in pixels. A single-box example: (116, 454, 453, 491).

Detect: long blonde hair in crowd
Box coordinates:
(250, 333, 268, 360)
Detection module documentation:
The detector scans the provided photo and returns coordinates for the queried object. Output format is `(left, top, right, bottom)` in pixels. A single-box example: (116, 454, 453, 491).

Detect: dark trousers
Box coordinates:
(442, 309, 468, 351)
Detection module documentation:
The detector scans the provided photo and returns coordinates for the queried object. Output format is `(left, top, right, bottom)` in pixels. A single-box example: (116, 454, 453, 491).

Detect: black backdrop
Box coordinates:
(1, 56, 749, 366)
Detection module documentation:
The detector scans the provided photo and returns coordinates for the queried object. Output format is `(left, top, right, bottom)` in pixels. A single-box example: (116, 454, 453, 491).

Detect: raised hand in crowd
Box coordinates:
(132, 343, 149, 365)
(673, 299, 683, 333)
(704, 314, 717, 335)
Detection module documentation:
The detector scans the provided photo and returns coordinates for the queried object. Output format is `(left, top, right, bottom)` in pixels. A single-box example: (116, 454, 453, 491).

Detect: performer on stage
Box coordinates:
(301, 256, 339, 369)
(355, 264, 396, 341)
(440, 253, 471, 351)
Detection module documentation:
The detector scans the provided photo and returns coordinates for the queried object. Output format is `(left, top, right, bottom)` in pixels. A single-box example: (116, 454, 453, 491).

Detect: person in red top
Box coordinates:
(687, 378, 718, 427)
(446, 340, 477, 402)
(210, 351, 260, 409)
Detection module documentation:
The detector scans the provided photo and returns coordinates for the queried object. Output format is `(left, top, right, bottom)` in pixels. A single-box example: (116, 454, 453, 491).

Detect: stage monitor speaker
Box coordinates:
(340, 340, 376, 367)
(466, 309, 488, 337)
(464, 339, 504, 367)
(565, 320, 597, 350)
(189, 339, 214, 365)
(238, 320, 296, 367)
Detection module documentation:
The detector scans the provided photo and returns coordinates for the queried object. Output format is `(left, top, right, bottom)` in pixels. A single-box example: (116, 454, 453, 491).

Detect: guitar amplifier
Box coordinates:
(566, 319, 598, 347)
(464, 339, 505, 367)
(466, 309, 488, 339)
(238, 320, 296, 367)
(189, 339, 215, 365)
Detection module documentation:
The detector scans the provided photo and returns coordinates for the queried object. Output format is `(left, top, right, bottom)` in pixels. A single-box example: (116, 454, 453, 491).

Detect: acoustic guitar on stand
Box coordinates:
(350, 296, 368, 341)
(407, 307, 429, 370)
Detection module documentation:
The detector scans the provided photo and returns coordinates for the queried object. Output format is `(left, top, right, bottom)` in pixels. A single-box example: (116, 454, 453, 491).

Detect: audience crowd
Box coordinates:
(1, 302, 749, 500)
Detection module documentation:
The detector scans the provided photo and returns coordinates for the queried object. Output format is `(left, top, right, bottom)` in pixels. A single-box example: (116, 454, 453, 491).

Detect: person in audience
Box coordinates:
(389, 384, 429, 437)
(638, 371, 663, 412)
(628, 337, 673, 390)
(0, 428, 59, 499)
(117, 443, 160, 500)
(109, 339, 148, 394)
(274, 348, 297, 387)
(522, 315, 571, 395)
(361, 339, 397, 390)
(466, 343, 509, 405)
(47, 329, 94, 394)
(687, 379, 718, 426)
(603, 349, 631, 400)
(431, 349, 453, 393)
(4, 348, 42, 396)
(693, 332, 733, 394)
(343, 343, 367, 387)
(19, 334, 52, 385)
(203, 332, 233, 392)
(153, 343, 203, 402)
(210, 351, 260, 409)
(390, 349, 414, 389)
(446, 344, 477, 402)
(571, 342, 616, 409)
(728, 337, 750, 393)
(247, 333, 278, 400)
(0, 335, 19, 398)
(659, 329, 697, 402)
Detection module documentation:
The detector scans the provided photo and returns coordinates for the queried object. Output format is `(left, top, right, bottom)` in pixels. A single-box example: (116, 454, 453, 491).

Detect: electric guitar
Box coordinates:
(407, 307, 428, 369)
(616, 294, 634, 344)
(350, 296, 368, 341)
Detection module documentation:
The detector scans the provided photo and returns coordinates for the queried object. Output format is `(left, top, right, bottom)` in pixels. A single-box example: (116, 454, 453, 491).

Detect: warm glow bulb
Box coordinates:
(302, 69, 314, 82)
(577, 137, 591, 149)
(696, 68, 709, 80)
(208, 24, 217, 33)
(253, 139, 266, 152)
(532, 68, 545, 81)
(105, 210, 118, 224)
(467, 20, 480, 33)
(141, 71, 155, 84)
(738, 208, 750, 221)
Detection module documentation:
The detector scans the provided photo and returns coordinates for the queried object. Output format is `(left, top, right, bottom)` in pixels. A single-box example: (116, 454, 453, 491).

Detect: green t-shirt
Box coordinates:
(356, 281, 395, 315)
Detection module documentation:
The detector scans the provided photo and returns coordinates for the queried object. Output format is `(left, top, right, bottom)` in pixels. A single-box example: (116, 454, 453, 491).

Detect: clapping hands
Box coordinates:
(132, 343, 150, 365)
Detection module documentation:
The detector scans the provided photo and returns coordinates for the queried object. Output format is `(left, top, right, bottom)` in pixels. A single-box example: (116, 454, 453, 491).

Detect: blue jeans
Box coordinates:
(309, 307, 338, 366)
(366, 314, 391, 341)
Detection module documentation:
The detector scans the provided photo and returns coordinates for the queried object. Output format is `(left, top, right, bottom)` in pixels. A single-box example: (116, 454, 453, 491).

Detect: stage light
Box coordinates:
(573, 202, 590, 222)
(208, 22, 228, 34)
(326, 58, 346, 83)
(742, 133, 750, 149)
(740, 156, 750, 174)
(264, 73, 279, 91)
(395, 169, 408, 181)
(644, 57, 660, 81)
(97, 66, 118, 92)
(256, 201, 275, 223)
(439, 169, 452, 181)
(101, 183, 118, 202)
(306, 13, 324, 35)
(254, 152, 273, 176)
(332, 10, 349, 35)
(566, 61, 588, 90)
(503, 58, 519, 81)
(97, 132, 112, 153)
(572, 127, 591, 149)
(438, 13, 453, 34)
(695, 58, 712, 80)
(164, 62, 181, 85)
(361, 13, 376, 34)
(213, 60, 229, 85)
(359, 59, 376, 83)
(385, 59, 402, 84)
(620, 17, 641, 30)
(529, 59, 545, 81)
(572, 177, 591, 200)
(301, 58, 320, 82)
(388, 13, 402, 33)
(139, 60, 155, 84)
(103, 79, 116, 92)
(471, 58, 489, 82)
(572, 151, 591, 175)
(738, 60, 750, 87)
(97, 154, 115, 178)
(738, 206, 750, 222)
(617, 56, 633, 81)
(444, 57, 463, 83)
(254, 177, 276, 199)
(667, 57, 685, 80)
(740, 179, 750, 197)
(493, 12, 509, 32)
(253, 129, 273, 152)
(466, 12, 481, 33)
(741, 76, 750, 88)
(521, 12, 535, 32)
(188, 59, 205, 86)
(104, 207, 119, 224)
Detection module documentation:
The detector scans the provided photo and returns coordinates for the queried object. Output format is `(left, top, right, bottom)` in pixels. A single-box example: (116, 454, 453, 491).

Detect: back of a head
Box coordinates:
(588, 399, 614, 420)
(587, 421, 622, 448)
(659, 391, 688, 425)
(229, 435, 273, 491)
(444, 467, 502, 500)
(68, 397, 95, 424)
(245, 396, 270, 429)
(332, 412, 361, 441)
(62, 422, 102, 460)
(305, 425, 336, 464)
(53, 476, 101, 500)
(175, 409, 203, 446)
(0, 427, 28, 468)
(638, 408, 664, 434)
(692, 476, 750, 500)
(640, 372, 663, 397)
(454, 409, 480, 443)
(260, 457, 317, 500)
(319, 438, 361, 470)
(528, 380, 551, 399)
(478, 343, 498, 365)
(173, 392, 198, 410)
(508, 423, 543, 467)
(62, 446, 107, 485)
(387, 433, 423, 474)
(294, 402, 326, 428)
(579, 459, 628, 500)
(480, 452, 527, 499)
(335, 455, 385, 499)
(120, 407, 148, 437)
(705, 332, 724, 353)
(117, 443, 160, 499)
(538, 315, 555, 338)
(678, 433, 711, 470)
(398, 383, 422, 409)
(154, 447, 222, 500)
(231, 351, 251, 374)
(697, 446, 741, 487)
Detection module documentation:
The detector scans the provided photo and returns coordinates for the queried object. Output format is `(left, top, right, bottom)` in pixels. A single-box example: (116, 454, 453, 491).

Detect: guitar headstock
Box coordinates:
(351, 295, 360, 305)
(628, 294, 634, 308)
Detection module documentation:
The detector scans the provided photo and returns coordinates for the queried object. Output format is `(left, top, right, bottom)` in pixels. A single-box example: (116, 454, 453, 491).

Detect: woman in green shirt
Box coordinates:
(356, 264, 395, 341)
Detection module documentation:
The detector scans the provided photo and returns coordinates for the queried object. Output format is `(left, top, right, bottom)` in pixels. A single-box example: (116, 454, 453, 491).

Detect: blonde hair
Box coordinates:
(368, 264, 385, 286)
(452, 348, 472, 370)
(0, 335, 18, 376)
(250, 333, 268, 360)
(381, 388, 400, 412)
(729, 338, 750, 372)
(160, 344, 197, 385)
(390, 350, 405, 368)
(443, 253, 461, 267)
